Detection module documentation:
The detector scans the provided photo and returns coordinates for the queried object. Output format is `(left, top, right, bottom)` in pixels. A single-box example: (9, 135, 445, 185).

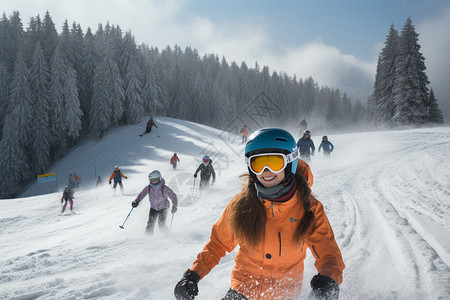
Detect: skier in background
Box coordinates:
(318, 136, 334, 157)
(109, 166, 128, 192)
(60, 186, 74, 213)
(194, 155, 216, 190)
(299, 119, 307, 135)
(297, 130, 315, 162)
(140, 117, 158, 136)
(131, 170, 178, 235)
(240, 124, 248, 143)
(96, 176, 104, 187)
(174, 128, 344, 300)
(73, 173, 80, 188)
(171, 153, 180, 170)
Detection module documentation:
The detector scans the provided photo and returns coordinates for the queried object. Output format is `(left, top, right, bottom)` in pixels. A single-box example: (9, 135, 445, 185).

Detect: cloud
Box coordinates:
(417, 6, 450, 122)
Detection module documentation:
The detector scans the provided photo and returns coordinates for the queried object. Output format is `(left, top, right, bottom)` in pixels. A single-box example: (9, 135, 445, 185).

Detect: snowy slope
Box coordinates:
(1, 117, 449, 299)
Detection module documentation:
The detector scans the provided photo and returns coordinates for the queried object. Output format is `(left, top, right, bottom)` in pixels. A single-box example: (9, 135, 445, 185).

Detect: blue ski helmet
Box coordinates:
(245, 128, 298, 174)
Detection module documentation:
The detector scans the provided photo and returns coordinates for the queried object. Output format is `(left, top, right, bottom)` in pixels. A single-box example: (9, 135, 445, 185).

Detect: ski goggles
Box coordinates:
(245, 151, 298, 175)
(203, 158, 210, 163)
(149, 177, 160, 184)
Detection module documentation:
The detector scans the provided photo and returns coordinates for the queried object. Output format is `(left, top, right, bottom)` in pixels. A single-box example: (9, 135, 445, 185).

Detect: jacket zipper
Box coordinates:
(270, 201, 274, 218)
(278, 232, 282, 256)
(312, 245, 320, 259)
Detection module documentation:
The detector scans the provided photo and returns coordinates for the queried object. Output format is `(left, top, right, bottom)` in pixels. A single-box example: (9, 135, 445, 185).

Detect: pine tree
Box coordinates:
(64, 64, 83, 142)
(376, 24, 399, 126)
(79, 27, 97, 125)
(90, 51, 113, 138)
(392, 17, 429, 126)
(41, 11, 58, 65)
(426, 88, 443, 123)
(0, 115, 29, 198)
(122, 32, 143, 124)
(0, 62, 9, 137)
(29, 41, 51, 174)
(49, 44, 67, 158)
(8, 47, 32, 145)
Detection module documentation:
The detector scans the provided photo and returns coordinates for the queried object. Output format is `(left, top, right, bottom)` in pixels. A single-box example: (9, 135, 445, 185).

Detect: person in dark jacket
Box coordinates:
(109, 166, 128, 192)
(144, 117, 158, 134)
(318, 136, 334, 157)
(194, 156, 216, 190)
(60, 186, 74, 213)
(297, 130, 315, 162)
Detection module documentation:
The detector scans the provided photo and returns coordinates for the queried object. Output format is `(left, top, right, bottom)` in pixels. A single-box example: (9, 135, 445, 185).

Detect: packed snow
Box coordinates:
(1, 117, 449, 299)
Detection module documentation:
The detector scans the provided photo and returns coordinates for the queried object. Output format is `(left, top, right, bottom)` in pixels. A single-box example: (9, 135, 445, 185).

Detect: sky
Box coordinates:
(3, 0, 450, 122)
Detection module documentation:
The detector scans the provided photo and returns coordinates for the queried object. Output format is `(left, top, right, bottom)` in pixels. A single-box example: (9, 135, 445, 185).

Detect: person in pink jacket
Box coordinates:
(131, 170, 178, 235)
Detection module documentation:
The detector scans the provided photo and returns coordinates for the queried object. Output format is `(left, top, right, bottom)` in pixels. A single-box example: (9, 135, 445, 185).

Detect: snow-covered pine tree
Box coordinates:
(122, 31, 143, 124)
(41, 11, 58, 66)
(29, 41, 51, 174)
(8, 47, 32, 146)
(0, 115, 29, 198)
(79, 27, 98, 126)
(377, 24, 399, 126)
(301, 76, 317, 117)
(426, 88, 444, 123)
(0, 62, 9, 137)
(90, 49, 113, 138)
(105, 46, 125, 125)
(49, 44, 67, 159)
(63, 64, 83, 143)
(392, 17, 429, 126)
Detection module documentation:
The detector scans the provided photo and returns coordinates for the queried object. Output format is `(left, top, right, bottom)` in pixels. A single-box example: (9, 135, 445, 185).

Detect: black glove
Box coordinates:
(310, 274, 339, 300)
(172, 206, 177, 214)
(193, 174, 197, 178)
(109, 181, 111, 185)
(131, 201, 138, 208)
(174, 269, 200, 300)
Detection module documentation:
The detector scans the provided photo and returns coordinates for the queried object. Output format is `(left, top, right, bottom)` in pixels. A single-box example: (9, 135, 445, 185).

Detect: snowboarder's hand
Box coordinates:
(174, 269, 199, 300)
(61, 199, 63, 203)
(171, 206, 177, 214)
(193, 174, 197, 178)
(125, 176, 128, 179)
(109, 181, 111, 185)
(131, 201, 138, 208)
(310, 274, 339, 300)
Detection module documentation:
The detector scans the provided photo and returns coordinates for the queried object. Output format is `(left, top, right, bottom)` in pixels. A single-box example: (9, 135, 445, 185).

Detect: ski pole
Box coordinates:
(156, 127, 160, 138)
(170, 213, 174, 229)
(119, 207, 134, 229)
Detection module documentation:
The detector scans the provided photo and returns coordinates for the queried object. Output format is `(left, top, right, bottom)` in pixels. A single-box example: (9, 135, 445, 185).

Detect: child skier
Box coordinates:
(175, 128, 344, 300)
(318, 135, 334, 157)
(171, 153, 180, 170)
(60, 186, 74, 213)
(193, 156, 216, 190)
(131, 170, 178, 235)
(109, 166, 128, 192)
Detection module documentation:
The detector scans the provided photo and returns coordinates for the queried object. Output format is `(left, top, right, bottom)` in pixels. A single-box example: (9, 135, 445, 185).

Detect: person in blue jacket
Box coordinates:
(318, 136, 334, 157)
(297, 130, 315, 162)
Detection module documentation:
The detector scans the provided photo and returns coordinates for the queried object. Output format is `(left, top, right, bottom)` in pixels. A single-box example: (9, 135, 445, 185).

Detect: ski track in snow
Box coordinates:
(1, 118, 449, 299)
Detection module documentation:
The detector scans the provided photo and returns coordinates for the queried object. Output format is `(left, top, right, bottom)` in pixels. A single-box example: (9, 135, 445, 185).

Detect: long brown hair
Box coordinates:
(230, 173, 315, 248)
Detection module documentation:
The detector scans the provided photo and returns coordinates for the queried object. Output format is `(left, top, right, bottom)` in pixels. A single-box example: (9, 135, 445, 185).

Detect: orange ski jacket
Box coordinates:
(190, 174, 343, 299)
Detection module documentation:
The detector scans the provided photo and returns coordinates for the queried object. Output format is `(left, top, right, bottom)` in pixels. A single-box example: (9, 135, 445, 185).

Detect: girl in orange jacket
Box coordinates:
(174, 128, 344, 300)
